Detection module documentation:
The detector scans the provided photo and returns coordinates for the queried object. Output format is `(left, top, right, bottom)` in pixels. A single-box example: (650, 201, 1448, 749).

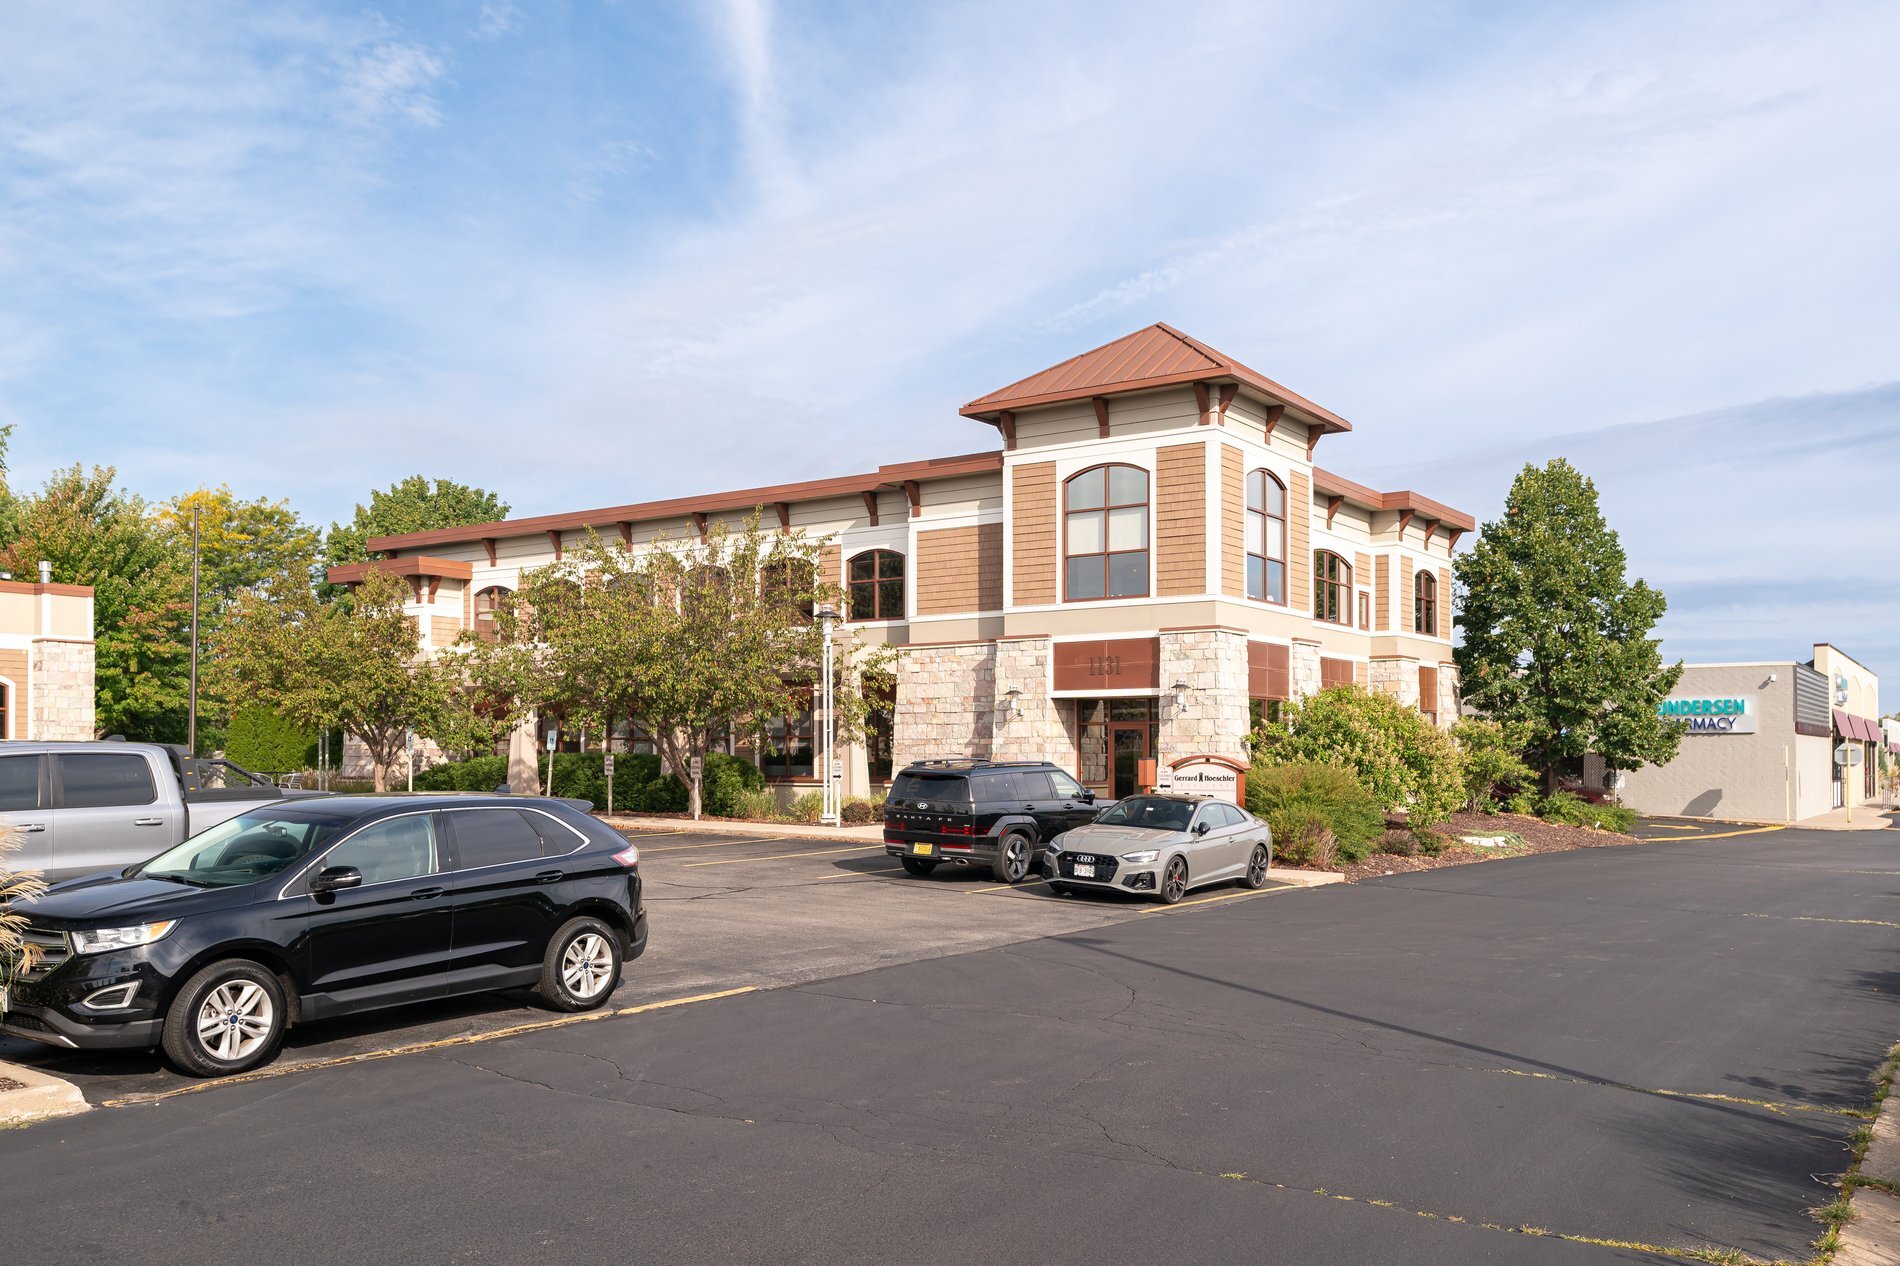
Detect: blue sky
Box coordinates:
(2, 0, 1896, 686)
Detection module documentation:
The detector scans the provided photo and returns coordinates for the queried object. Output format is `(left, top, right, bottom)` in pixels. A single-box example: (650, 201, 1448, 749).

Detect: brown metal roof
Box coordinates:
(961, 323, 1353, 433)
(1311, 467, 1476, 533)
(327, 555, 474, 585)
(363, 450, 1004, 553)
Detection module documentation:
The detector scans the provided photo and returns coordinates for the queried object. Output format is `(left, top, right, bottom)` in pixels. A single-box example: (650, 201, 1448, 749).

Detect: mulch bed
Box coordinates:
(1317, 811, 1643, 883)
(0, 1077, 24, 1093)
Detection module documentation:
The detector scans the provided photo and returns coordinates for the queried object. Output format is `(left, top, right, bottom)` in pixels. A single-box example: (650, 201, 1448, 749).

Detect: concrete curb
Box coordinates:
(1838, 1066, 1900, 1264)
(1266, 869, 1345, 887)
(0, 1059, 88, 1126)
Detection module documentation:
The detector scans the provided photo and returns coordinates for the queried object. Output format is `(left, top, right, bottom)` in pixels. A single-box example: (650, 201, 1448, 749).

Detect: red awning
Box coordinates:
(1834, 710, 1882, 743)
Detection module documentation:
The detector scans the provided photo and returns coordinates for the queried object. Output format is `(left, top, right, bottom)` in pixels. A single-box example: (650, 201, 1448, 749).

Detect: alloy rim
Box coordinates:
(561, 933, 614, 998)
(1165, 860, 1187, 901)
(1249, 847, 1268, 883)
(196, 980, 274, 1061)
(1005, 838, 1028, 880)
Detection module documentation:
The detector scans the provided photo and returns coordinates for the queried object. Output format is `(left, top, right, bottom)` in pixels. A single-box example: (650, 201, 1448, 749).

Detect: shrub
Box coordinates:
(1591, 803, 1638, 834)
(1246, 761, 1387, 865)
(224, 706, 315, 775)
(728, 787, 780, 820)
(1380, 830, 1417, 857)
(841, 797, 884, 825)
(638, 775, 689, 814)
(1450, 719, 1535, 812)
(1, 827, 49, 988)
(786, 791, 825, 824)
(414, 754, 509, 792)
(1252, 686, 1463, 828)
(1413, 827, 1447, 857)
(1534, 790, 1592, 825)
(1502, 790, 1538, 816)
(702, 752, 767, 817)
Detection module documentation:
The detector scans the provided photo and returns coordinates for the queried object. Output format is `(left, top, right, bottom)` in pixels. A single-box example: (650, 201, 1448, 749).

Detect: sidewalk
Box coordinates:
(601, 813, 884, 841)
(1794, 804, 1898, 832)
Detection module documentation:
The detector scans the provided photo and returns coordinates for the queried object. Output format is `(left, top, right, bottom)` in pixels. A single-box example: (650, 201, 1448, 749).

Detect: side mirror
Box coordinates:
(1080, 790, 1095, 804)
(1194, 821, 1211, 836)
(310, 865, 362, 894)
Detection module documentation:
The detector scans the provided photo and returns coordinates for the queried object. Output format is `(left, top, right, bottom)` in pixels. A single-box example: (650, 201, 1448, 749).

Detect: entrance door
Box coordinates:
(1111, 725, 1152, 800)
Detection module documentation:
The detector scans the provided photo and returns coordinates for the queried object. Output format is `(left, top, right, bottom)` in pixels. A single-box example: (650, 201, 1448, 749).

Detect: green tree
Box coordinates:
(323, 476, 508, 573)
(158, 487, 321, 607)
(1455, 459, 1685, 789)
(467, 519, 885, 818)
(1251, 685, 1463, 828)
(211, 570, 496, 791)
(1, 464, 191, 739)
(1448, 718, 1536, 812)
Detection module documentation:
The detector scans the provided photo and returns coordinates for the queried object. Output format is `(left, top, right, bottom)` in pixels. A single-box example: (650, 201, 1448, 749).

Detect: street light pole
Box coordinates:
(188, 505, 201, 757)
(816, 604, 840, 826)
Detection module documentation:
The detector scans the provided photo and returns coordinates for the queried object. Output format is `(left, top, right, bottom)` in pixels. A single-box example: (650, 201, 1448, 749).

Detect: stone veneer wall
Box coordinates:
(1433, 662, 1460, 727)
(1290, 641, 1322, 702)
(991, 637, 1076, 766)
(30, 639, 95, 740)
(1368, 658, 1420, 708)
(1159, 630, 1250, 763)
(893, 642, 998, 767)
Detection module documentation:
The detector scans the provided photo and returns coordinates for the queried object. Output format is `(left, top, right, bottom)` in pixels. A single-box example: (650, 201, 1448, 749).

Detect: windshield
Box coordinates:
(1093, 797, 1195, 832)
(138, 810, 345, 888)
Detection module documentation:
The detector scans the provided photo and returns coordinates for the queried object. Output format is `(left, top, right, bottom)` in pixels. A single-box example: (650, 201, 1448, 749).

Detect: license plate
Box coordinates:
(1073, 864, 1096, 879)
(912, 843, 934, 856)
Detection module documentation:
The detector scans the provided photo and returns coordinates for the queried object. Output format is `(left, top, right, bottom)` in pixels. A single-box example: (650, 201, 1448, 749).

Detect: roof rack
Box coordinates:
(904, 758, 1056, 771)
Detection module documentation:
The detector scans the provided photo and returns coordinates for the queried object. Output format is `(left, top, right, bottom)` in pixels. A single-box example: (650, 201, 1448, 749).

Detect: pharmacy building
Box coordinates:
(335, 324, 1473, 803)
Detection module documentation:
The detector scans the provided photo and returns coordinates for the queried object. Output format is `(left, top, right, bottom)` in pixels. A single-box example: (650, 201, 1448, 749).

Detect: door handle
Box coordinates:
(534, 870, 564, 884)
(409, 886, 447, 900)
(1022, 804, 1037, 811)
(19, 823, 45, 833)
(133, 817, 163, 826)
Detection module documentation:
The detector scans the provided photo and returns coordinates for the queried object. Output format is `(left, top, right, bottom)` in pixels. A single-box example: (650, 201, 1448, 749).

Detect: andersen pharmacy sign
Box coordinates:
(1657, 695, 1758, 735)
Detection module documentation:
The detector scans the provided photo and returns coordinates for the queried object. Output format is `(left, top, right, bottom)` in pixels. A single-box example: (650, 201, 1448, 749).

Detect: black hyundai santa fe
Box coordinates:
(1, 795, 647, 1077)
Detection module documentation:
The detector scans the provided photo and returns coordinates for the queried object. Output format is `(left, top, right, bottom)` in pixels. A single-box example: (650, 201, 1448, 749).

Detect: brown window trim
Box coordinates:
(1414, 569, 1437, 635)
(1245, 468, 1289, 607)
(846, 548, 906, 622)
(1313, 551, 1353, 625)
(1062, 463, 1151, 603)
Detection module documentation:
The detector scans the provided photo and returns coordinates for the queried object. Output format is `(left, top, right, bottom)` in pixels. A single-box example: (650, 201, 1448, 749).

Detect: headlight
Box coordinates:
(1121, 850, 1160, 864)
(70, 921, 178, 955)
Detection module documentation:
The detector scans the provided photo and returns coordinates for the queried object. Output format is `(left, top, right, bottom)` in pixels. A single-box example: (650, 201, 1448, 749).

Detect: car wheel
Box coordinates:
(536, 916, 623, 1012)
(1243, 843, 1272, 889)
(162, 959, 288, 1078)
(899, 856, 939, 876)
(991, 832, 1033, 884)
(1159, 855, 1189, 904)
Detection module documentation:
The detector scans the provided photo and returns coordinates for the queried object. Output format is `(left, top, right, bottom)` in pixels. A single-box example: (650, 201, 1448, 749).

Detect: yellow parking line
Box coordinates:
(613, 829, 687, 839)
(642, 835, 794, 854)
(1142, 886, 1301, 915)
(682, 843, 882, 868)
(1648, 825, 1785, 842)
(101, 986, 757, 1109)
(815, 866, 907, 880)
(968, 879, 1048, 896)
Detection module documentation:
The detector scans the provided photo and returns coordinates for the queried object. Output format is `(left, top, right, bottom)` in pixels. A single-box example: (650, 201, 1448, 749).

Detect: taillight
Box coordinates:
(941, 824, 976, 836)
(612, 843, 640, 867)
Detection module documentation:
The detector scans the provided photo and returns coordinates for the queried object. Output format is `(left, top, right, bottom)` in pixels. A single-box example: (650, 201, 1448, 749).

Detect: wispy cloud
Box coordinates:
(333, 36, 447, 126)
(474, 1, 521, 41)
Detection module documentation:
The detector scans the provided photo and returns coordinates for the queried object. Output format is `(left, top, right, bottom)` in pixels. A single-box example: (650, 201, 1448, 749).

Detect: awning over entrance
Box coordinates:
(1834, 709, 1880, 743)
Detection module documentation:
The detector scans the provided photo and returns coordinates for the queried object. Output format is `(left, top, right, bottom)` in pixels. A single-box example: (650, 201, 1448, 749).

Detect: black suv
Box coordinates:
(883, 759, 1103, 883)
(1, 795, 647, 1077)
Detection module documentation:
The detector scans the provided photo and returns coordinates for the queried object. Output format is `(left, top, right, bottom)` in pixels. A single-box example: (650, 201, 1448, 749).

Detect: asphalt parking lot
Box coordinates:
(5, 820, 1898, 1265)
(0, 824, 1295, 1105)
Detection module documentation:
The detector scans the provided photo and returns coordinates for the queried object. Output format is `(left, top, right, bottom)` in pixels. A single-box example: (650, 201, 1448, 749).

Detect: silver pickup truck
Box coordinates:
(0, 741, 325, 880)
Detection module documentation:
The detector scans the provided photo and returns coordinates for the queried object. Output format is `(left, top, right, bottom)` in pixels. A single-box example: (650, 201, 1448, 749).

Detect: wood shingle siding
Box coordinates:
(1375, 554, 1390, 632)
(1289, 471, 1312, 615)
(1011, 462, 1057, 605)
(1437, 567, 1452, 640)
(430, 616, 460, 647)
(916, 524, 1003, 615)
(1155, 442, 1206, 597)
(1401, 556, 1415, 634)
(1220, 445, 1245, 597)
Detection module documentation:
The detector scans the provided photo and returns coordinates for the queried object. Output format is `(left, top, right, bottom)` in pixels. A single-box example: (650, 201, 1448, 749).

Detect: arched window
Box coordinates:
(1313, 551, 1352, 624)
(472, 586, 510, 644)
(1246, 470, 1287, 604)
(1064, 463, 1149, 601)
(1414, 570, 1437, 635)
(847, 550, 905, 621)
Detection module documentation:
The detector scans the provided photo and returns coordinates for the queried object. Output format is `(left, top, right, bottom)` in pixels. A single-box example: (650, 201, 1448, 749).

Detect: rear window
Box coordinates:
(57, 752, 157, 808)
(889, 773, 970, 806)
(0, 755, 37, 811)
(451, 808, 552, 869)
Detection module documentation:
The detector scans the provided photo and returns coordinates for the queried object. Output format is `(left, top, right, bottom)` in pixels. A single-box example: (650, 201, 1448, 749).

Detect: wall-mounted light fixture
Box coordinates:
(1003, 687, 1023, 718)
(1171, 680, 1191, 712)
